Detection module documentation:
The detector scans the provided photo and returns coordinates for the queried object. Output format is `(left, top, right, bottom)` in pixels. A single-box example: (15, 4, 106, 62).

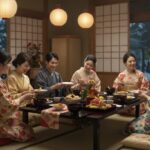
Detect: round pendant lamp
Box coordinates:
(78, 12, 94, 29)
(49, 8, 68, 26)
(0, 0, 17, 18)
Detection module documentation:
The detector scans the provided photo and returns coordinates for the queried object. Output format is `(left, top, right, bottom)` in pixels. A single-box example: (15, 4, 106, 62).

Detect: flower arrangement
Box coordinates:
(27, 42, 42, 68)
(80, 80, 97, 101)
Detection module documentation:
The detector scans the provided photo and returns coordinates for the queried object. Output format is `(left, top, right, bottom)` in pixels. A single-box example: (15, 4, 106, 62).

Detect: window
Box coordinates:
(9, 16, 43, 60)
(130, 22, 150, 80)
(95, 2, 129, 72)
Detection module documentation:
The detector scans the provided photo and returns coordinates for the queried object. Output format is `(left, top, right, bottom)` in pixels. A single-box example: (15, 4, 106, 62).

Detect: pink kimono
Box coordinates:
(113, 69, 149, 116)
(113, 69, 149, 91)
(0, 79, 34, 142)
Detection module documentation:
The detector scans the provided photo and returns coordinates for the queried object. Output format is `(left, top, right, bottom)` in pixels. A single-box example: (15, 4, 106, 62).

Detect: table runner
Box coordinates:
(41, 105, 68, 129)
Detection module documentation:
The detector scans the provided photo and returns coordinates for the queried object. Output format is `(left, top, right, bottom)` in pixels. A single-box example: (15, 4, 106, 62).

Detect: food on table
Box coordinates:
(86, 96, 112, 110)
(65, 94, 80, 101)
(53, 103, 65, 110)
(126, 95, 135, 100)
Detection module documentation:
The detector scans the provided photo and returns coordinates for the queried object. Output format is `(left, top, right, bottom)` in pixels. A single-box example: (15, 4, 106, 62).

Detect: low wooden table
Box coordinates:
(20, 99, 145, 150)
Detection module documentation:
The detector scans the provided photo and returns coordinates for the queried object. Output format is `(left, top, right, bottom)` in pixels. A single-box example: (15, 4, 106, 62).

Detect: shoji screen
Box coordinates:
(9, 16, 43, 60)
(95, 2, 129, 72)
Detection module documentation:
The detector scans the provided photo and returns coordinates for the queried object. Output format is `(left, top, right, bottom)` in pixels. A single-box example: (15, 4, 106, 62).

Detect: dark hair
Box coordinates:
(12, 52, 30, 68)
(45, 52, 59, 62)
(123, 52, 136, 64)
(0, 50, 11, 65)
(84, 54, 97, 65)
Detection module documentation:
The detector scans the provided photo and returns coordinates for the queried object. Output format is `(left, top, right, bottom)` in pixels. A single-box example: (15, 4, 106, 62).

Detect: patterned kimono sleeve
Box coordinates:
(113, 72, 125, 90)
(0, 93, 19, 120)
(139, 72, 149, 90)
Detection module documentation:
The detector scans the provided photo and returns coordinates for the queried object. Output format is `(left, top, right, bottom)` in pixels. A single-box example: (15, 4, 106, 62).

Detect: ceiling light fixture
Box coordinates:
(0, 0, 17, 19)
(77, 12, 94, 29)
(49, 8, 68, 26)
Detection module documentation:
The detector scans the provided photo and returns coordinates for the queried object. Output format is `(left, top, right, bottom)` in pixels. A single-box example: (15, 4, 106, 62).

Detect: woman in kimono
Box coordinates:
(35, 52, 65, 98)
(71, 54, 101, 93)
(113, 52, 149, 115)
(6, 52, 41, 126)
(0, 50, 35, 145)
(6, 52, 33, 104)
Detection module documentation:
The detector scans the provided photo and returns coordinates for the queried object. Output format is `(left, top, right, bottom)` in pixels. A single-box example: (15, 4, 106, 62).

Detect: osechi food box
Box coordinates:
(86, 96, 113, 110)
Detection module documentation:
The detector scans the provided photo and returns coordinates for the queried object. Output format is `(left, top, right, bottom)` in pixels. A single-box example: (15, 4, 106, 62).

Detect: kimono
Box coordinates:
(6, 70, 33, 105)
(113, 69, 149, 91)
(113, 69, 149, 116)
(0, 78, 34, 142)
(6, 70, 39, 126)
(128, 98, 150, 134)
(71, 67, 101, 92)
(35, 67, 65, 98)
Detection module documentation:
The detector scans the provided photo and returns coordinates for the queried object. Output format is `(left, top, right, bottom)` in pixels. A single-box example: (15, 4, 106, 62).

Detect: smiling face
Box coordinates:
(16, 61, 30, 74)
(84, 60, 94, 72)
(47, 57, 59, 71)
(125, 56, 136, 72)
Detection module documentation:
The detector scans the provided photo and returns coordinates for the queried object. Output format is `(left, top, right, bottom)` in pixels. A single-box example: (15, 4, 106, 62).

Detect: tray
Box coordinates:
(84, 104, 116, 112)
(114, 98, 138, 105)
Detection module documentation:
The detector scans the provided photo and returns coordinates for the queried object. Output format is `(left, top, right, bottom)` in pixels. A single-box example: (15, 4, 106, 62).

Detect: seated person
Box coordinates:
(35, 52, 66, 98)
(71, 54, 101, 94)
(6, 52, 33, 103)
(6, 52, 39, 126)
(113, 52, 149, 115)
(0, 50, 35, 144)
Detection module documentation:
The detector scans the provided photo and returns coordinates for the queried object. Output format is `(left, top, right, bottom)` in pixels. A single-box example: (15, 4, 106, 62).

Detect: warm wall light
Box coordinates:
(78, 12, 94, 29)
(0, 0, 17, 18)
(49, 8, 68, 26)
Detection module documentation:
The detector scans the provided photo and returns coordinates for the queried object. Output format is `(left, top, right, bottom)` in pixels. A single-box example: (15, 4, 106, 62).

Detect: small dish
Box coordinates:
(62, 82, 73, 85)
(34, 89, 47, 93)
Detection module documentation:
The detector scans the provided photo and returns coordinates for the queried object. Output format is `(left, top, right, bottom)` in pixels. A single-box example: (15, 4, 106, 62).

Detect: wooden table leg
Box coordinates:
(135, 104, 140, 118)
(22, 110, 29, 124)
(93, 119, 100, 150)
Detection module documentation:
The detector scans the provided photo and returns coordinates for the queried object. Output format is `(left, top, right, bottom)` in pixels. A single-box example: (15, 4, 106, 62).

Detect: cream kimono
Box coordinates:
(0, 78, 34, 142)
(6, 71, 39, 126)
(6, 70, 33, 100)
(71, 67, 101, 92)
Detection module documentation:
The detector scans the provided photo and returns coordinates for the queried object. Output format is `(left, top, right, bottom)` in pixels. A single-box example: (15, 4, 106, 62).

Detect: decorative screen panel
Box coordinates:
(9, 16, 43, 60)
(95, 2, 129, 72)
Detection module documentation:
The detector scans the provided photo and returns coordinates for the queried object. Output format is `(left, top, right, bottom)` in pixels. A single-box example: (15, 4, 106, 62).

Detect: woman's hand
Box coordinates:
(20, 91, 35, 104)
(21, 90, 34, 96)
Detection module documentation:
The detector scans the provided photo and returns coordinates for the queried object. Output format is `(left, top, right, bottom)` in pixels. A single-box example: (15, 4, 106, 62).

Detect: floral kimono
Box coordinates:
(113, 69, 149, 116)
(0, 78, 34, 142)
(128, 98, 150, 134)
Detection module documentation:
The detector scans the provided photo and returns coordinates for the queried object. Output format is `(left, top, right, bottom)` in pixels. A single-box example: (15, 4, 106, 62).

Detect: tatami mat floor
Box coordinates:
(0, 114, 133, 150)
